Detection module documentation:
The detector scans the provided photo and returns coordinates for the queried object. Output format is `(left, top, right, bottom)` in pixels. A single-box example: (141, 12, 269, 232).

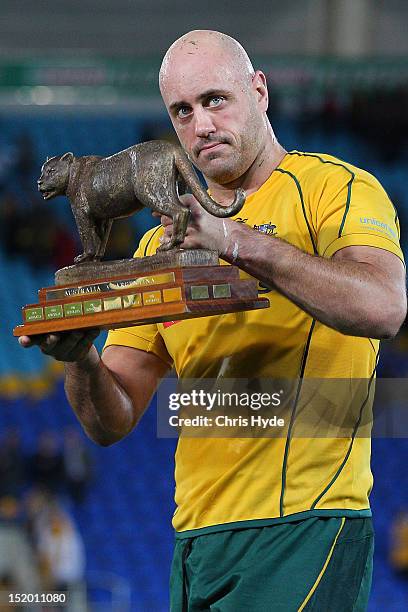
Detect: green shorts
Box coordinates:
(170, 517, 374, 611)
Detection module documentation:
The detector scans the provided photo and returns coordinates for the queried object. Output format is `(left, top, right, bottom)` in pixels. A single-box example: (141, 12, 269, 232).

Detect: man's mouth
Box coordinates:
(198, 142, 225, 156)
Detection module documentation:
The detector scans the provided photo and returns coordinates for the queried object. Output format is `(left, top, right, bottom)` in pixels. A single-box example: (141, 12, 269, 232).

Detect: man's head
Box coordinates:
(159, 30, 270, 185)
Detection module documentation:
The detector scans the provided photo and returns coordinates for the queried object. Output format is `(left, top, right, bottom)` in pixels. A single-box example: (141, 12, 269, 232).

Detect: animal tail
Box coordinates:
(174, 148, 245, 217)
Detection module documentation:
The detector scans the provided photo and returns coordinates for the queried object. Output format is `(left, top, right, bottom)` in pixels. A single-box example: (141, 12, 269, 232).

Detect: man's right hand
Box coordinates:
(18, 328, 100, 363)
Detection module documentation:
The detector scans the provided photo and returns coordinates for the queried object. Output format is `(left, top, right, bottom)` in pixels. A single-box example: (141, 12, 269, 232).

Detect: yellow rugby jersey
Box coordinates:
(104, 151, 404, 537)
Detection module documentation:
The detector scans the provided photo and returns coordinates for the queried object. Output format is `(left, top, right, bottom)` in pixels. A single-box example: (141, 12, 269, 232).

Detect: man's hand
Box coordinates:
(18, 328, 100, 364)
(153, 195, 406, 339)
(154, 194, 234, 254)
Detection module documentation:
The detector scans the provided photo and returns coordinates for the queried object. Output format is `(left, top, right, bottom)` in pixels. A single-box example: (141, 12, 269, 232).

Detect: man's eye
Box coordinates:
(177, 106, 191, 118)
(208, 96, 224, 107)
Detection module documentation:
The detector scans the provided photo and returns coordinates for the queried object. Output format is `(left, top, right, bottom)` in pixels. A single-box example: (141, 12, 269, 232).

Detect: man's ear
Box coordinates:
(252, 70, 268, 112)
(61, 152, 74, 163)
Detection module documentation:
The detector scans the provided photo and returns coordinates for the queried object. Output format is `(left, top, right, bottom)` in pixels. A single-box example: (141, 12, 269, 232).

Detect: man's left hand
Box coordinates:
(153, 194, 234, 255)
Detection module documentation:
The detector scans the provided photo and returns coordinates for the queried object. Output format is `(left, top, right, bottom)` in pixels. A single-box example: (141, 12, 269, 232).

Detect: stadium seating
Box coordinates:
(1, 114, 407, 610)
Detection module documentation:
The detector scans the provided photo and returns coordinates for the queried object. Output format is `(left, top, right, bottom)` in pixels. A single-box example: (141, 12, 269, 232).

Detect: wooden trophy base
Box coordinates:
(13, 250, 269, 337)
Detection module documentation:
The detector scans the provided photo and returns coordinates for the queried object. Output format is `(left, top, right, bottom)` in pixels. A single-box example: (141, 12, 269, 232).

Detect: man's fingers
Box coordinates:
(179, 194, 198, 207)
(152, 211, 171, 220)
(160, 215, 173, 227)
(152, 211, 173, 225)
(159, 225, 174, 241)
(18, 333, 59, 349)
(46, 330, 98, 356)
(18, 335, 35, 348)
(38, 332, 79, 356)
(40, 334, 62, 352)
(18, 329, 100, 362)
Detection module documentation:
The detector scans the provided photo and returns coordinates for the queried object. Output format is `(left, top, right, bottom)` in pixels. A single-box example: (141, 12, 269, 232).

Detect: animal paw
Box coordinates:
(74, 253, 98, 264)
(157, 233, 184, 251)
(157, 240, 180, 252)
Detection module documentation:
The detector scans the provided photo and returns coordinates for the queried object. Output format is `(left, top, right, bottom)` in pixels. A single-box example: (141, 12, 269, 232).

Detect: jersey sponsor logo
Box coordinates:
(235, 217, 278, 237)
(359, 217, 397, 239)
(253, 221, 277, 236)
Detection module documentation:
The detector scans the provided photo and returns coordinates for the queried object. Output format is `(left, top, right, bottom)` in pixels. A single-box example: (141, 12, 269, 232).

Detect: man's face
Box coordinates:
(161, 48, 266, 185)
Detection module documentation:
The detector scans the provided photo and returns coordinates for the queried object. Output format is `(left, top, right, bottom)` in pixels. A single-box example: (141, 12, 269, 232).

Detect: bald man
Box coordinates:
(20, 31, 406, 611)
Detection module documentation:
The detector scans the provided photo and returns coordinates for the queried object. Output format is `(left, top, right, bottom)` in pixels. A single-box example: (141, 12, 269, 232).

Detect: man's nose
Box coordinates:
(194, 108, 216, 138)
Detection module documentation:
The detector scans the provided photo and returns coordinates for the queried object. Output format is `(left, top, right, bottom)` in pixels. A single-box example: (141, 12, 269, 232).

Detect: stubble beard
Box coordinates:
(198, 148, 243, 184)
(199, 131, 263, 186)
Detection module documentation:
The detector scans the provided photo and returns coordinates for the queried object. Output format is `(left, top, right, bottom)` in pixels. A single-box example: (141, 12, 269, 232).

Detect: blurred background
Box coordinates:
(0, 1, 407, 610)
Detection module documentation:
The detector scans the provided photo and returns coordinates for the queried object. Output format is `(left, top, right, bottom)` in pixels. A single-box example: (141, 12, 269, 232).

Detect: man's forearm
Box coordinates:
(222, 221, 404, 338)
(64, 346, 137, 446)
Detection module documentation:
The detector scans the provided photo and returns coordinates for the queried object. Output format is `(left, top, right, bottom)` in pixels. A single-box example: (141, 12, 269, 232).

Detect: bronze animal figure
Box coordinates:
(37, 140, 245, 263)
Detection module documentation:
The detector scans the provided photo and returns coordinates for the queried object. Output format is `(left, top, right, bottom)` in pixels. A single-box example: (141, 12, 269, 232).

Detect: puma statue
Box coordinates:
(37, 140, 245, 263)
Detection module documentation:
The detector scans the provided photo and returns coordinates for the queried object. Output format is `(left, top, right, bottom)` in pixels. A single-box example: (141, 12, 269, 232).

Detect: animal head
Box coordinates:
(37, 152, 74, 200)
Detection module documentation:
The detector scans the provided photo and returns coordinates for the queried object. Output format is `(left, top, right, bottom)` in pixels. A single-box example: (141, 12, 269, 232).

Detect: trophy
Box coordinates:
(13, 140, 269, 338)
